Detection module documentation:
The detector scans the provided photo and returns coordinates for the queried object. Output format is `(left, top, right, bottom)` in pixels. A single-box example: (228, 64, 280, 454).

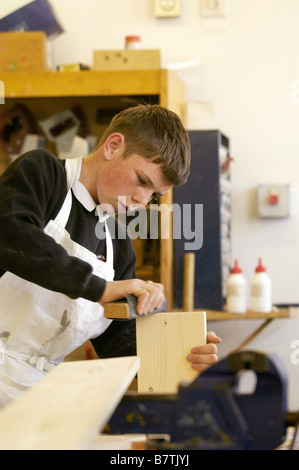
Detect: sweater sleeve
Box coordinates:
(91, 217, 138, 358)
(0, 149, 105, 301)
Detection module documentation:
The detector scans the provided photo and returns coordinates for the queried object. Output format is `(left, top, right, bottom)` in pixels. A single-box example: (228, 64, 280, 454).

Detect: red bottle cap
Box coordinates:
(230, 259, 242, 274)
(255, 258, 266, 272)
(125, 36, 141, 42)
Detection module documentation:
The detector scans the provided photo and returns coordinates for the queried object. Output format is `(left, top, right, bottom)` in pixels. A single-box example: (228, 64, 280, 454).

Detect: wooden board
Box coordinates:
(0, 32, 49, 72)
(136, 311, 206, 393)
(93, 49, 161, 71)
(0, 356, 140, 450)
(204, 308, 292, 321)
(1, 70, 161, 98)
(104, 301, 132, 319)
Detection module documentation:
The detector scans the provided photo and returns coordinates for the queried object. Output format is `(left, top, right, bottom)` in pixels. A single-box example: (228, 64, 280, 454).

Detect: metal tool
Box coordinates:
(104, 294, 167, 320)
(106, 350, 295, 450)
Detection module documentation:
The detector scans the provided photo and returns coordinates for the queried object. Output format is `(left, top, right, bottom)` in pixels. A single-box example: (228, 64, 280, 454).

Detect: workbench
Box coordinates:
(1, 350, 296, 451)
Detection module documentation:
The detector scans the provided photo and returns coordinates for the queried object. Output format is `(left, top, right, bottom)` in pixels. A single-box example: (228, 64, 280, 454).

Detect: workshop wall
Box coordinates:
(2, 0, 299, 306)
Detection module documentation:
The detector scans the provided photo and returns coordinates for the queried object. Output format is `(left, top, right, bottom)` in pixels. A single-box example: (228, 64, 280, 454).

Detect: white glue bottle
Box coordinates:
(251, 258, 272, 313)
(226, 259, 247, 314)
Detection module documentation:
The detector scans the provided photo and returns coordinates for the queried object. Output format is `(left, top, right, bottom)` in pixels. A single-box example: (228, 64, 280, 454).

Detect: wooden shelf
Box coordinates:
(1, 70, 165, 98)
(203, 308, 291, 321)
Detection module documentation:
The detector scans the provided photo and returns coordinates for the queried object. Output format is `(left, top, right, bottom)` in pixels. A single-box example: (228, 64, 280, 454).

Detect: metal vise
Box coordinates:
(106, 350, 288, 450)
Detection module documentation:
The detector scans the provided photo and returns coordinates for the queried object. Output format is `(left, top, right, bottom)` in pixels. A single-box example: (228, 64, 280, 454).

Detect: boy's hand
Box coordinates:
(134, 280, 165, 315)
(186, 331, 222, 374)
(99, 278, 165, 315)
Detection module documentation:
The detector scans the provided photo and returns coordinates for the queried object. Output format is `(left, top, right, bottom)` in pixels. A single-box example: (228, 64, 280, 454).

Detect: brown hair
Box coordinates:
(98, 104, 191, 186)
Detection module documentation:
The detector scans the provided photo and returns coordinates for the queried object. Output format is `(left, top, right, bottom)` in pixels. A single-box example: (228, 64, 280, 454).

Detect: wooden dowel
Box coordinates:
(183, 252, 195, 311)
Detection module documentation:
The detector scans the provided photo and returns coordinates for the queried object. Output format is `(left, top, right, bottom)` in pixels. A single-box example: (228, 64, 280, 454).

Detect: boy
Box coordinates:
(0, 104, 221, 407)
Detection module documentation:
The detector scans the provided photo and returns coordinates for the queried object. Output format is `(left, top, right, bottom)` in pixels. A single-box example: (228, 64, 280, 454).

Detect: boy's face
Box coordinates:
(96, 150, 172, 215)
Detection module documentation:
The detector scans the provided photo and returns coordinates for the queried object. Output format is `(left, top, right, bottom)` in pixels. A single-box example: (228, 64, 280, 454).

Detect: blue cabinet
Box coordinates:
(173, 130, 231, 311)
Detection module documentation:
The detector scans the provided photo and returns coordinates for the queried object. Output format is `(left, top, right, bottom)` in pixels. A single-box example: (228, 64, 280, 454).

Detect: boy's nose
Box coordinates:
(132, 189, 152, 207)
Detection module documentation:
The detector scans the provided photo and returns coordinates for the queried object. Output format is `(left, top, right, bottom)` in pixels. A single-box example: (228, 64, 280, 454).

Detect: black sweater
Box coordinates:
(0, 149, 137, 357)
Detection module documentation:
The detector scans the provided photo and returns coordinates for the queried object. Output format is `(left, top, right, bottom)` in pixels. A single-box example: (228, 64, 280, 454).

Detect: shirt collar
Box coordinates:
(71, 158, 110, 222)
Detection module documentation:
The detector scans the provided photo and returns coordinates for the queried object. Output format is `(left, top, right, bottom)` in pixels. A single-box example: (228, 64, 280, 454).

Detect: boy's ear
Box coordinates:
(103, 133, 125, 160)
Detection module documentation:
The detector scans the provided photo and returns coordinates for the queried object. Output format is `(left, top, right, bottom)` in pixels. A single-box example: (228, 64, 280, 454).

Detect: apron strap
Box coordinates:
(54, 157, 83, 228)
(54, 191, 72, 229)
(54, 157, 114, 269)
(65, 157, 82, 191)
(3, 348, 58, 372)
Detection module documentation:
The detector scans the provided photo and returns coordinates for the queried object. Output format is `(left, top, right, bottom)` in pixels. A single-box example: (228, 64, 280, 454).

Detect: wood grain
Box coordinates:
(0, 32, 48, 72)
(93, 50, 160, 71)
(0, 356, 140, 450)
(136, 311, 206, 393)
(104, 301, 131, 319)
(1, 70, 161, 98)
(183, 252, 195, 311)
(203, 308, 291, 321)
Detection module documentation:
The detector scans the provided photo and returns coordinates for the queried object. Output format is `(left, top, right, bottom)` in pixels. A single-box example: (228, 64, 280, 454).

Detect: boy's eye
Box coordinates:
(138, 175, 146, 185)
(137, 173, 159, 203)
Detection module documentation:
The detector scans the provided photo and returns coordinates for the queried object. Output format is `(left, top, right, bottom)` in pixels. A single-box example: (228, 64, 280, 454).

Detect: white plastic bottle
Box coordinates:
(125, 36, 142, 50)
(251, 258, 272, 313)
(226, 259, 247, 314)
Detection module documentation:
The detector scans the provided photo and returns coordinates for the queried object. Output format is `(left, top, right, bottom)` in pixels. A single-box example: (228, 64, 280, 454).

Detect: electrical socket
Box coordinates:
(201, 0, 228, 18)
(154, 0, 181, 18)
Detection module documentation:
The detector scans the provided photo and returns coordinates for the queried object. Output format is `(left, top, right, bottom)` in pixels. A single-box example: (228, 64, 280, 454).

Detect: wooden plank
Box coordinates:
(183, 252, 195, 311)
(159, 70, 186, 309)
(0, 356, 140, 450)
(89, 434, 146, 450)
(159, 192, 174, 308)
(93, 49, 160, 71)
(136, 311, 206, 393)
(104, 301, 132, 320)
(0, 32, 49, 72)
(204, 308, 291, 321)
(1, 70, 161, 98)
(159, 69, 187, 122)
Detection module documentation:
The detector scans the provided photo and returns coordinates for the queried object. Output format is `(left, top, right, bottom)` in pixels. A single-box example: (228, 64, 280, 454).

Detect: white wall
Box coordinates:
(2, 0, 299, 305)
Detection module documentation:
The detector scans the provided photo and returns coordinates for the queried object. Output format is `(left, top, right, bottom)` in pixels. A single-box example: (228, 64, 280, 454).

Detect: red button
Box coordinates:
(269, 193, 279, 205)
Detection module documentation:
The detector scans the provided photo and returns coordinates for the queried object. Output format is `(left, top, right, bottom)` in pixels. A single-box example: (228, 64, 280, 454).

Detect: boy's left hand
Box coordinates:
(187, 331, 222, 374)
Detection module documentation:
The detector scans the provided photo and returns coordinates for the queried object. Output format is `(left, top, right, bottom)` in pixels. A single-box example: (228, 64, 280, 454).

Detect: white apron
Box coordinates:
(0, 157, 114, 408)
